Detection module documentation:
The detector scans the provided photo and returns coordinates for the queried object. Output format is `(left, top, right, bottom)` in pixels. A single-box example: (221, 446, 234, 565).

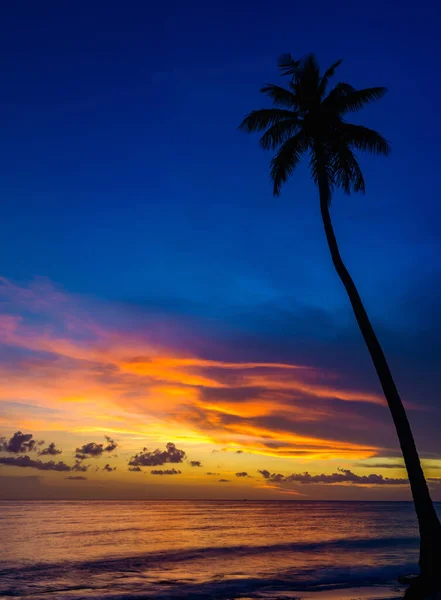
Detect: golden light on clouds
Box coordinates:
(1, 276, 424, 499)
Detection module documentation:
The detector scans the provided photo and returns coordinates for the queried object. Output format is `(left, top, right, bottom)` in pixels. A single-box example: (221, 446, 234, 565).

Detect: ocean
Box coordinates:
(0, 500, 430, 599)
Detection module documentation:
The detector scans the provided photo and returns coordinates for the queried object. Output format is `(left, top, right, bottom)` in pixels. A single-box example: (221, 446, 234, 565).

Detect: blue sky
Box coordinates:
(1, 0, 439, 313)
(1, 0, 441, 498)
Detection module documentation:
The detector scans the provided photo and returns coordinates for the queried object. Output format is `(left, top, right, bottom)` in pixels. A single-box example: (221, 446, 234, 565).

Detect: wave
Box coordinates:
(0, 535, 418, 579)
(0, 563, 413, 600)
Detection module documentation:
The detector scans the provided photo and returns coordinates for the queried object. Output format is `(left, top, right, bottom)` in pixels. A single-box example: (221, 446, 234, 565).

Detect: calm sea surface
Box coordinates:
(1, 500, 434, 599)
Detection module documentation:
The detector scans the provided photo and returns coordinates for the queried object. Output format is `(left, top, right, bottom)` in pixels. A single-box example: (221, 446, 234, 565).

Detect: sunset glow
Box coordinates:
(1, 276, 439, 500)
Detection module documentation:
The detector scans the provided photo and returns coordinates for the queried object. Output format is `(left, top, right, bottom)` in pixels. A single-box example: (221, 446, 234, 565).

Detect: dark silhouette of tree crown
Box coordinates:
(239, 53, 390, 199)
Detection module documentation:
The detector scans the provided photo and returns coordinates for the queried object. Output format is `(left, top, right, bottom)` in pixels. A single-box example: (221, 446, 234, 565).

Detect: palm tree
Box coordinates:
(239, 53, 441, 590)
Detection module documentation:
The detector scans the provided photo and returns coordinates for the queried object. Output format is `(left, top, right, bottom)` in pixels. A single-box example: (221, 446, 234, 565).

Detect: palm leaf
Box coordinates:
(334, 87, 387, 113)
(260, 84, 297, 108)
(319, 59, 343, 96)
(332, 144, 365, 194)
(342, 124, 391, 155)
(238, 108, 297, 133)
(278, 53, 301, 77)
(323, 82, 356, 108)
(259, 118, 301, 150)
(302, 54, 320, 74)
(270, 132, 308, 196)
(309, 151, 335, 194)
(289, 54, 321, 109)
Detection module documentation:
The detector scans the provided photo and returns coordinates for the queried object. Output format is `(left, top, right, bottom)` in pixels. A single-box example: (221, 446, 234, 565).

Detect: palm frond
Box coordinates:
(270, 132, 308, 196)
(302, 53, 320, 74)
(238, 108, 297, 133)
(289, 54, 321, 109)
(260, 84, 297, 108)
(342, 123, 391, 155)
(332, 144, 365, 194)
(278, 53, 301, 77)
(309, 150, 335, 195)
(319, 59, 343, 96)
(334, 87, 387, 113)
(259, 118, 301, 150)
(323, 82, 356, 108)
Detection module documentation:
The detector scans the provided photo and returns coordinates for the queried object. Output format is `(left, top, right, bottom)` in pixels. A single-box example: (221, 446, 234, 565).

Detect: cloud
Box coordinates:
(129, 442, 186, 467)
(150, 468, 181, 475)
(103, 435, 118, 452)
(206, 472, 220, 475)
(38, 442, 62, 456)
(0, 456, 72, 471)
(235, 472, 250, 477)
(0, 435, 90, 472)
(75, 436, 118, 460)
(128, 466, 142, 472)
(0, 276, 398, 466)
(102, 464, 116, 472)
(258, 469, 271, 479)
(71, 460, 89, 472)
(258, 468, 409, 486)
(189, 460, 202, 467)
(65, 476, 87, 480)
(218, 479, 230, 482)
(2, 276, 440, 470)
(355, 462, 406, 469)
(236, 450, 244, 454)
(0, 431, 43, 453)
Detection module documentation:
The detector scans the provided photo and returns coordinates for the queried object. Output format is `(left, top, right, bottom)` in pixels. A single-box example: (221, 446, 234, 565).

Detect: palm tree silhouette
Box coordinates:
(239, 53, 441, 588)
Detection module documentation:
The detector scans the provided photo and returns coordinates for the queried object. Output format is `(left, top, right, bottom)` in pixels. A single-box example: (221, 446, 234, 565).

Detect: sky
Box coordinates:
(1, 0, 441, 500)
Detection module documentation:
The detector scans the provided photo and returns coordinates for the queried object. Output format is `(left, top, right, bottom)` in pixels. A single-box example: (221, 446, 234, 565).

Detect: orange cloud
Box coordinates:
(0, 276, 386, 461)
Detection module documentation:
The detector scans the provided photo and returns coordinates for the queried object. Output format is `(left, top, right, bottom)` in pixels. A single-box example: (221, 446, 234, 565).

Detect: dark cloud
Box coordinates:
(128, 466, 142, 472)
(75, 436, 118, 460)
(189, 460, 202, 467)
(258, 468, 409, 486)
(235, 472, 250, 477)
(129, 442, 186, 467)
(258, 469, 271, 479)
(65, 476, 87, 480)
(104, 435, 118, 452)
(102, 464, 116, 472)
(236, 450, 244, 454)
(71, 460, 89, 472)
(218, 479, 230, 482)
(356, 462, 406, 469)
(150, 468, 181, 475)
(0, 431, 43, 453)
(356, 461, 441, 471)
(38, 442, 62, 456)
(206, 472, 220, 475)
(0, 456, 71, 471)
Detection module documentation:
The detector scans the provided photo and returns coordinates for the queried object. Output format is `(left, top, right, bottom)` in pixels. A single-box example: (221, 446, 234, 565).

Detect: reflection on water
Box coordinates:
(0, 500, 429, 598)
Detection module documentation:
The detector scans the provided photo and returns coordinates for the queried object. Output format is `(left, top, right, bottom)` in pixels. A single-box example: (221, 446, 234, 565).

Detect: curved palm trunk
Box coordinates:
(317, 173, 441, 586)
